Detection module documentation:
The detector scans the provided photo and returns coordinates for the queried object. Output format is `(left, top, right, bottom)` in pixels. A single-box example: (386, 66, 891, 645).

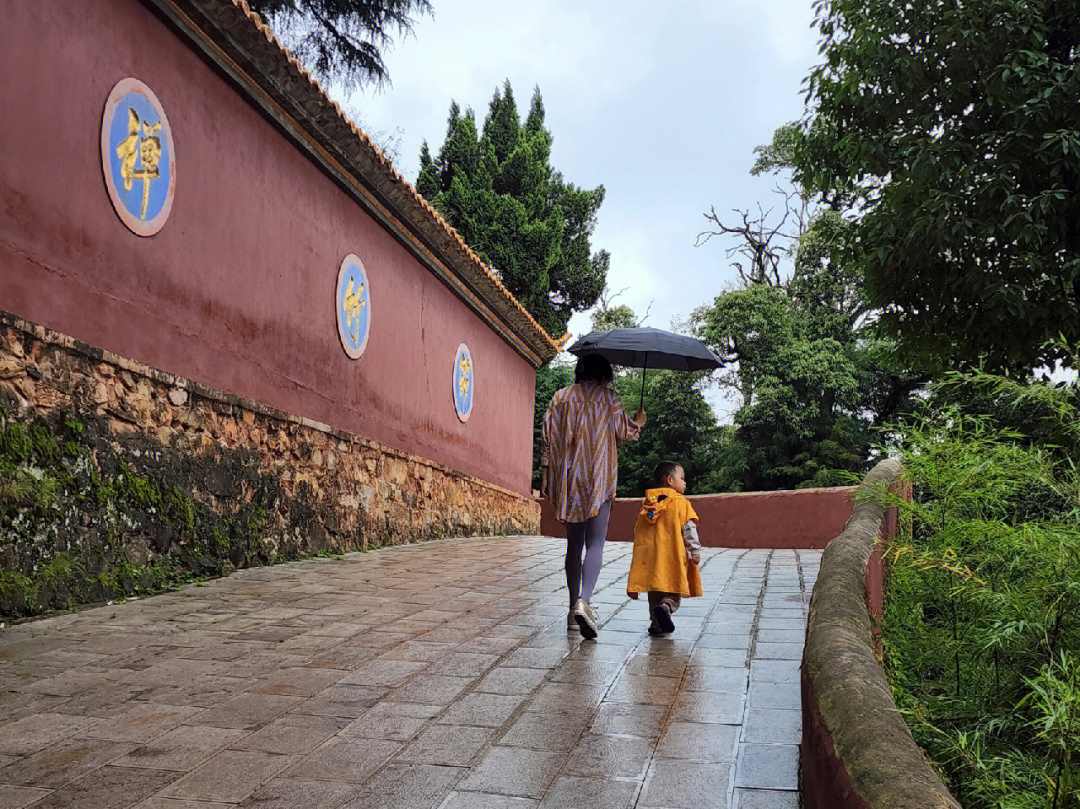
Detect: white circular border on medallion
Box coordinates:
(100, 78, 176, 237)
(335, 253, 372, 360)
(453, 342, 474, 423)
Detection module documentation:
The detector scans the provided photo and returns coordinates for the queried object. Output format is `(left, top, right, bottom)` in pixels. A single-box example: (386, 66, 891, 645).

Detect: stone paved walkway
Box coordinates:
(0, 538, 818, 809)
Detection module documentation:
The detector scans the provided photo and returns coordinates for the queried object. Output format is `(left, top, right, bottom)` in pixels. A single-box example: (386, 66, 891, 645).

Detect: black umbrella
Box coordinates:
(567, 327, 722, 408)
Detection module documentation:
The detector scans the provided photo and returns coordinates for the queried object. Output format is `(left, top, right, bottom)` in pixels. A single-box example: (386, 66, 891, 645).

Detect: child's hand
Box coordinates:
(691, 552, 701, 566)
(633, 409, 647, 427)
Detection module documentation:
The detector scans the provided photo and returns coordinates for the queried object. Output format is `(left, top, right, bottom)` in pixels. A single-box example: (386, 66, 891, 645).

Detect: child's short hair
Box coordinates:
(653, 461, 682, 487)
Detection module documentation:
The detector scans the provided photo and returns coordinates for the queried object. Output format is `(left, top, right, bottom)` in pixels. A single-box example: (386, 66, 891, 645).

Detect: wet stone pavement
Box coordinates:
(0, 538, 818, 809)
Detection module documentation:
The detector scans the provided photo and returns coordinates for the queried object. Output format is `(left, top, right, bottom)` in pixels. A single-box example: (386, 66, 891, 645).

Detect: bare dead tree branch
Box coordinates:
(695, 184, 813, 287)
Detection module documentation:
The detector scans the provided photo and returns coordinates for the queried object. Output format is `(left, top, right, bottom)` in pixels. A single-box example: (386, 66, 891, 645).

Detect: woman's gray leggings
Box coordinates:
(565, 499, 612, 608)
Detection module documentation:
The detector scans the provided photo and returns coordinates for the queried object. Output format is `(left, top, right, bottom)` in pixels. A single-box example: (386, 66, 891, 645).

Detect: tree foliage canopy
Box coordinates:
(795, 0, 1080, 373)
(417, 83, 609, 336)
(249, 0, 431, 88)
(696, 148, 923, 490)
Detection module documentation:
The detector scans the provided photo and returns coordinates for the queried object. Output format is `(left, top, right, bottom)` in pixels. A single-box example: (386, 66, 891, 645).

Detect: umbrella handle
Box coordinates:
(639, 354, 648, 411)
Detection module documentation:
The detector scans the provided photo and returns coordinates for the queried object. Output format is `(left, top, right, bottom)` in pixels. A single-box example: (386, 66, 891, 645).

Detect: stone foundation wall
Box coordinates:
(0, 312, 538, 619)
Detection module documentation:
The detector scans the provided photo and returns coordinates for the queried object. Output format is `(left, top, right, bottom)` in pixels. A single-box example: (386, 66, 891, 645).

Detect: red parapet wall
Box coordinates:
(540, 486, 857, 548)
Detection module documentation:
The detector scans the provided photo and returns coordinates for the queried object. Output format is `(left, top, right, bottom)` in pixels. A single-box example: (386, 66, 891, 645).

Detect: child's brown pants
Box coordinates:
(647, 591, 681, 614)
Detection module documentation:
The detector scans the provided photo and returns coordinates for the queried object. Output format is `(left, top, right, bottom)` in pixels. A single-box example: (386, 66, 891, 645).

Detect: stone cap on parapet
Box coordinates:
(145, 0, 566, 367)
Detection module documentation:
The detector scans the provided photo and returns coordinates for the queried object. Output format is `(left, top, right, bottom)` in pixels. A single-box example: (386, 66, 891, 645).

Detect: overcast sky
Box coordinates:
(334, 1, 822, 415)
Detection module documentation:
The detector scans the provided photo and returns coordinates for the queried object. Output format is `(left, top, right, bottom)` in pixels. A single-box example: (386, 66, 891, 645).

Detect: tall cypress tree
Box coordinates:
(418, 82, 608, 336)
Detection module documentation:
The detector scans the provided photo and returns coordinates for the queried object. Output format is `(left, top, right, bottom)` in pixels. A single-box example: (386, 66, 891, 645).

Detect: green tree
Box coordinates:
(614, 369, 721, 497)
(794, 0, 1080, 373)
(532, 361, 574, 490)
(696, 135, 924, 490)
(418, 82, 609, 336)
(249, 0, 431, 88)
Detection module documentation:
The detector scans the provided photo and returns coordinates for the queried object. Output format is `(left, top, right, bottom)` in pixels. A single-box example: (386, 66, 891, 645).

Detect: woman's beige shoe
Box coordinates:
(573, 598, 598, 639)
(567, 610, 578, 631)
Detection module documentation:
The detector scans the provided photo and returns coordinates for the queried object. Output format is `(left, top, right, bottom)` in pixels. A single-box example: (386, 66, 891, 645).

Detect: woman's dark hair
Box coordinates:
(574, 353, 614, 385)
(653, 461, 682, 487)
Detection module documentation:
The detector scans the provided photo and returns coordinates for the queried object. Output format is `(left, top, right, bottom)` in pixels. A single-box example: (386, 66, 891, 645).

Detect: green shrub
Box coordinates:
(883, 369, 1080, 807)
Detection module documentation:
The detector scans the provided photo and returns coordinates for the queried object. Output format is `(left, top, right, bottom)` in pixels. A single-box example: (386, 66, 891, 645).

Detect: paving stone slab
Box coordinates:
(746, 683, 800, 711)
(0, 736, 136, 787)
(590, 703, 666, 738)
(339, 702, 440, 741)
(232, 713, 348, 754)
(396, 723, 493, 766)
(386, 675, 472, 706)
(527, 683, 606, 716)
(500, 710, 590, 751)
(236, 777, 360, 809)
(345, 763, 462, 809)
(158, 749, 296, 803)
(438, 692, 524, 727)
(537, 775, 638, 809)
(605, 674, 681, 706)
(561, 733, 655, 779)
(253, 666, 347, 696)
(683, 666, 748, 695)
(639, 760, 730, 809)
(752, 643, 803, 661)
(282, 737, 401, 783)
(27, 765, 179, 809)
(744, 709, 802, 745)
(474, 667, 548, 696)
(670, 691, 744, 725)
(0, 784, 53, 809)
(441, 792, 538, 809)
(115, 725, 248, 771)
(748, 660, 800, 684)
(734, 744, 799, 790)
(457, 746, 564, 798)
(427, 652, 500, 678)
(0, 713, 102, 756)
(195, 692, 300, 730)
(657, 721, 738, 763)
(295, 684, 389, 717)
(734, 788, 801, 809)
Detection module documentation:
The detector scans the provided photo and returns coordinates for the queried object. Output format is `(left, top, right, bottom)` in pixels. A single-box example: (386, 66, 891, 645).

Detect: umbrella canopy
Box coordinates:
(567, 327, 721, 372)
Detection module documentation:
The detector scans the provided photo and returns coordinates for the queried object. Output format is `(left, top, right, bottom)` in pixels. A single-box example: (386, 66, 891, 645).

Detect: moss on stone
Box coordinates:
(0, 407, 295, 621)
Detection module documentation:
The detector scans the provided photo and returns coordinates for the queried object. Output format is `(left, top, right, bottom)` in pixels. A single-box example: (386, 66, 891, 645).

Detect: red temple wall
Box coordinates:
(0, 0, 536, 495)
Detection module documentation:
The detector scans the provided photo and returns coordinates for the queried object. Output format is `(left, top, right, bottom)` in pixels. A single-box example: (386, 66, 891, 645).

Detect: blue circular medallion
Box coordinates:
(336, 254, 371, 359)
(101, 79, 175, 236)
(453, 343, 474, 423)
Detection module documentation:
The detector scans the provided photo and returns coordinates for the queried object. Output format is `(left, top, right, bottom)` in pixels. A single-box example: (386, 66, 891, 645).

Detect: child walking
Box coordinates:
(627, 461, 703, 634)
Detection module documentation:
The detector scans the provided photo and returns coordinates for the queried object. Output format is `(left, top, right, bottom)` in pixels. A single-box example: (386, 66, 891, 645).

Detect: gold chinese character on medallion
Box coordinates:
(458, 355, 472, 398)
(344, 277, 366, 341)
(115, 108, 163, 221)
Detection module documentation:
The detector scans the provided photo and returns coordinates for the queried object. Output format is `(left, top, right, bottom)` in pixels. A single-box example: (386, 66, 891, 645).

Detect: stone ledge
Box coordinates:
(800, 458, 959, 809)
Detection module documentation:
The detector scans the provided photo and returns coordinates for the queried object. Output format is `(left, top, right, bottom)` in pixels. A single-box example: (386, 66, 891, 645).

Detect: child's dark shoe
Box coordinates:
(651, 604, 675, 634)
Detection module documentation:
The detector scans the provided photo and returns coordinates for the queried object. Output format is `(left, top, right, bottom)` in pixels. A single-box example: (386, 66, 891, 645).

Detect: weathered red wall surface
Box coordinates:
(801, 669, 870, 809)
(0, 0, 535, 495)
(540, 486, 857, 548)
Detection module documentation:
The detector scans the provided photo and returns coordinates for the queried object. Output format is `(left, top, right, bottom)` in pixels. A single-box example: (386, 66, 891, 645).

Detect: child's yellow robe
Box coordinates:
(627, 487, 702, 598)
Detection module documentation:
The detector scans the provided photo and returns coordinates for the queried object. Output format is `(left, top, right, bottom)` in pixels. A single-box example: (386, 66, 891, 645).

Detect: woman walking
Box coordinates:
(541, 353, 645, 638)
